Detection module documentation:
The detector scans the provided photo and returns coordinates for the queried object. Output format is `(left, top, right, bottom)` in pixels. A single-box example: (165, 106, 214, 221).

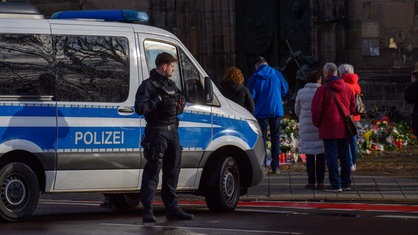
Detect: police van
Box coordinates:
(0, 9, 265, 222)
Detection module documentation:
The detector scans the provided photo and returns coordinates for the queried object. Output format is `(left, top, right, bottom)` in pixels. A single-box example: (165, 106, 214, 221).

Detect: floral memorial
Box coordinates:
(266, 117, 417, 164)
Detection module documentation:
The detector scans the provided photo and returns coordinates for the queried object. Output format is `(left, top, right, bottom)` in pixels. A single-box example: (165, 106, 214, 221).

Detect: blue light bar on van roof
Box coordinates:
(51, 9, 149, 23)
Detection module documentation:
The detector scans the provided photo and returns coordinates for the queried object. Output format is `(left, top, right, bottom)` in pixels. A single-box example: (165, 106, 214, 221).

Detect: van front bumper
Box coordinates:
(247, 135, 265, 187)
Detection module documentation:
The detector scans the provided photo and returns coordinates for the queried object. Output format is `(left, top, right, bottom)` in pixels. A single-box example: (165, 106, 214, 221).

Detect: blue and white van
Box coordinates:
(0, 10, 265, 222)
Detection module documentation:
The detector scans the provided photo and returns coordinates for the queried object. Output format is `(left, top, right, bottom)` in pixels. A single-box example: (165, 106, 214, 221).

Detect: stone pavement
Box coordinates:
(242, 170, 418, 203)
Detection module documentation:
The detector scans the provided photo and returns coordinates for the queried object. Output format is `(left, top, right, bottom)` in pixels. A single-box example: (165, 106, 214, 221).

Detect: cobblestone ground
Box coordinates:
(281, 145, 418, 177)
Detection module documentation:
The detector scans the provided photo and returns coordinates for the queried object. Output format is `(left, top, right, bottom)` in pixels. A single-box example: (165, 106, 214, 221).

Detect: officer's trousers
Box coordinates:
(140, 126, 181, 212)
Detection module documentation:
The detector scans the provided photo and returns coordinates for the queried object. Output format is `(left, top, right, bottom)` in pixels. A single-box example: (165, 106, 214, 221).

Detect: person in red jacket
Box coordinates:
(311, 62, 356, 192)
(339, 64, 361, 171)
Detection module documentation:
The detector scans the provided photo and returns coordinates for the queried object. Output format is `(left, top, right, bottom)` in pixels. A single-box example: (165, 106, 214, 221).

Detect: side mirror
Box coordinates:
(204, 77, 213, 103)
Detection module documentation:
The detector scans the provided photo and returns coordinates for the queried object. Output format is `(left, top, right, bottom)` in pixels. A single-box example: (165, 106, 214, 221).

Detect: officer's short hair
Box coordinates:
(155, 52, 178, 68)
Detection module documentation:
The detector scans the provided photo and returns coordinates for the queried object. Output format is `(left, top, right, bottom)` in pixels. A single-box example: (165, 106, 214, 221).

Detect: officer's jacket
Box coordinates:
(134, 68, 185, 127)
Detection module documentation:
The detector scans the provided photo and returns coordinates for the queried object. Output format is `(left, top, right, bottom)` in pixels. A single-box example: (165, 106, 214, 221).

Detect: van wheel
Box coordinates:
(107, 193, 140, 210)
(0, 163, 39, 222)
(205, 156, 240, 212)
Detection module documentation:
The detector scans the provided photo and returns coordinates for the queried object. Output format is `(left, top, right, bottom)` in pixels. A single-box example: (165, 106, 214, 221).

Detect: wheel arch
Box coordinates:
(0, 150, 46, 193)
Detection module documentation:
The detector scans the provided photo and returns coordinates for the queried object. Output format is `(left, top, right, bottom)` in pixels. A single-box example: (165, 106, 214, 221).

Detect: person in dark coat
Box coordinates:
(405, 62, 418, 137)
(221, 66, 255, 114)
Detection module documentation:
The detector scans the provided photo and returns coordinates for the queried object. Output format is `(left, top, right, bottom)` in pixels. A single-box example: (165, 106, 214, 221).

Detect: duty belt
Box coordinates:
(147, 123, 177, 131)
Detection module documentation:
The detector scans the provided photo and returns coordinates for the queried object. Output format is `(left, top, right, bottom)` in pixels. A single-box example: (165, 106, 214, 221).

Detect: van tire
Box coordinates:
(0, 162, 39, 222)
(205, 156, 240, 212)
(107, 193, 140, 210)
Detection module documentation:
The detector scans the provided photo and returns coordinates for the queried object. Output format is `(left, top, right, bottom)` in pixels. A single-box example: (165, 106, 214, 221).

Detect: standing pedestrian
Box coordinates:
(404, 62, 418, 137)
(221, 66, 255, 113)
(135, 52, 194, 223)
(295, 70, 325, 189)
(247, 56, 289, 174)
(311, 62, 356, 192)
(339, 63, 361, 171)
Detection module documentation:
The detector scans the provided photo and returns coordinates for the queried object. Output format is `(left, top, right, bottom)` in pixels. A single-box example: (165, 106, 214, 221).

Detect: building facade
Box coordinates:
(11, 0, 418, 120)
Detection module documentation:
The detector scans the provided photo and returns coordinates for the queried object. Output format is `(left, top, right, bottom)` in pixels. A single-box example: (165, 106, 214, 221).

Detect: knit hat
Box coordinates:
(412, 62, 418, 74)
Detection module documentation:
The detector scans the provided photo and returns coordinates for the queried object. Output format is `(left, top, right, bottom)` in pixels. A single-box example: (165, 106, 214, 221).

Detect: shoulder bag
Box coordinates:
(325, 85, 357, 137)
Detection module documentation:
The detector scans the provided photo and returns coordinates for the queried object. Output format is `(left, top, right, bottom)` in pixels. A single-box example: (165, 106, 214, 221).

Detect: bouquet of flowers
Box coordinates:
(280, 118, 299, 152)
(358, 120, 416, 154)
(265, 116, 417, 159)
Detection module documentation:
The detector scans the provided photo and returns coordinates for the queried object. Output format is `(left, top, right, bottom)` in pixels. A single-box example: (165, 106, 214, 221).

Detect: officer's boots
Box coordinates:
(166, 208, 194, 220)
(143, 210, 156, 223)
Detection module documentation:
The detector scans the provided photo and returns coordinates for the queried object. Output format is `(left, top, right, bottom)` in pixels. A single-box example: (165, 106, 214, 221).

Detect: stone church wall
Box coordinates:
(25, 0, 418, 121)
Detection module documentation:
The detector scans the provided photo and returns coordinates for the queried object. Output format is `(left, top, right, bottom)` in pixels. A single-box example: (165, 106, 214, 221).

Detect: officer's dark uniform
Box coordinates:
(134, 68, 186, 215)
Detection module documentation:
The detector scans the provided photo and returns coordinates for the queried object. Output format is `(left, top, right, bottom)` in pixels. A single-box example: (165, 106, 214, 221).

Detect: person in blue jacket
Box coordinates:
(248, 56, 289, 174)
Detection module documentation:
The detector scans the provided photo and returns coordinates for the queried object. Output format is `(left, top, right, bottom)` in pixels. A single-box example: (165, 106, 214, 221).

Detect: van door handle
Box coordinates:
(118, 106, 135, 114)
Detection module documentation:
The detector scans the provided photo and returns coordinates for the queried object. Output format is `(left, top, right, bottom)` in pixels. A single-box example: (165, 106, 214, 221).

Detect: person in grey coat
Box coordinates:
(295, 70, 325, 189)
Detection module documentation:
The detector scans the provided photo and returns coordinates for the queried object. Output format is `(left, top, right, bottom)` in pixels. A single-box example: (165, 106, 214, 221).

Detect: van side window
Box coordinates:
(179, 49, 205, 104)
(54, 35, 129, 102)
(143, 40, 209, 104)
(0, 34, 54, 98)
(143, 40, 182, 90)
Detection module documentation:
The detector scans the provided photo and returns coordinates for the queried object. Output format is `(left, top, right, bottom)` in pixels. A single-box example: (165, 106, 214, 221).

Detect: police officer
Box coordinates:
(134, 52, 193, 223)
